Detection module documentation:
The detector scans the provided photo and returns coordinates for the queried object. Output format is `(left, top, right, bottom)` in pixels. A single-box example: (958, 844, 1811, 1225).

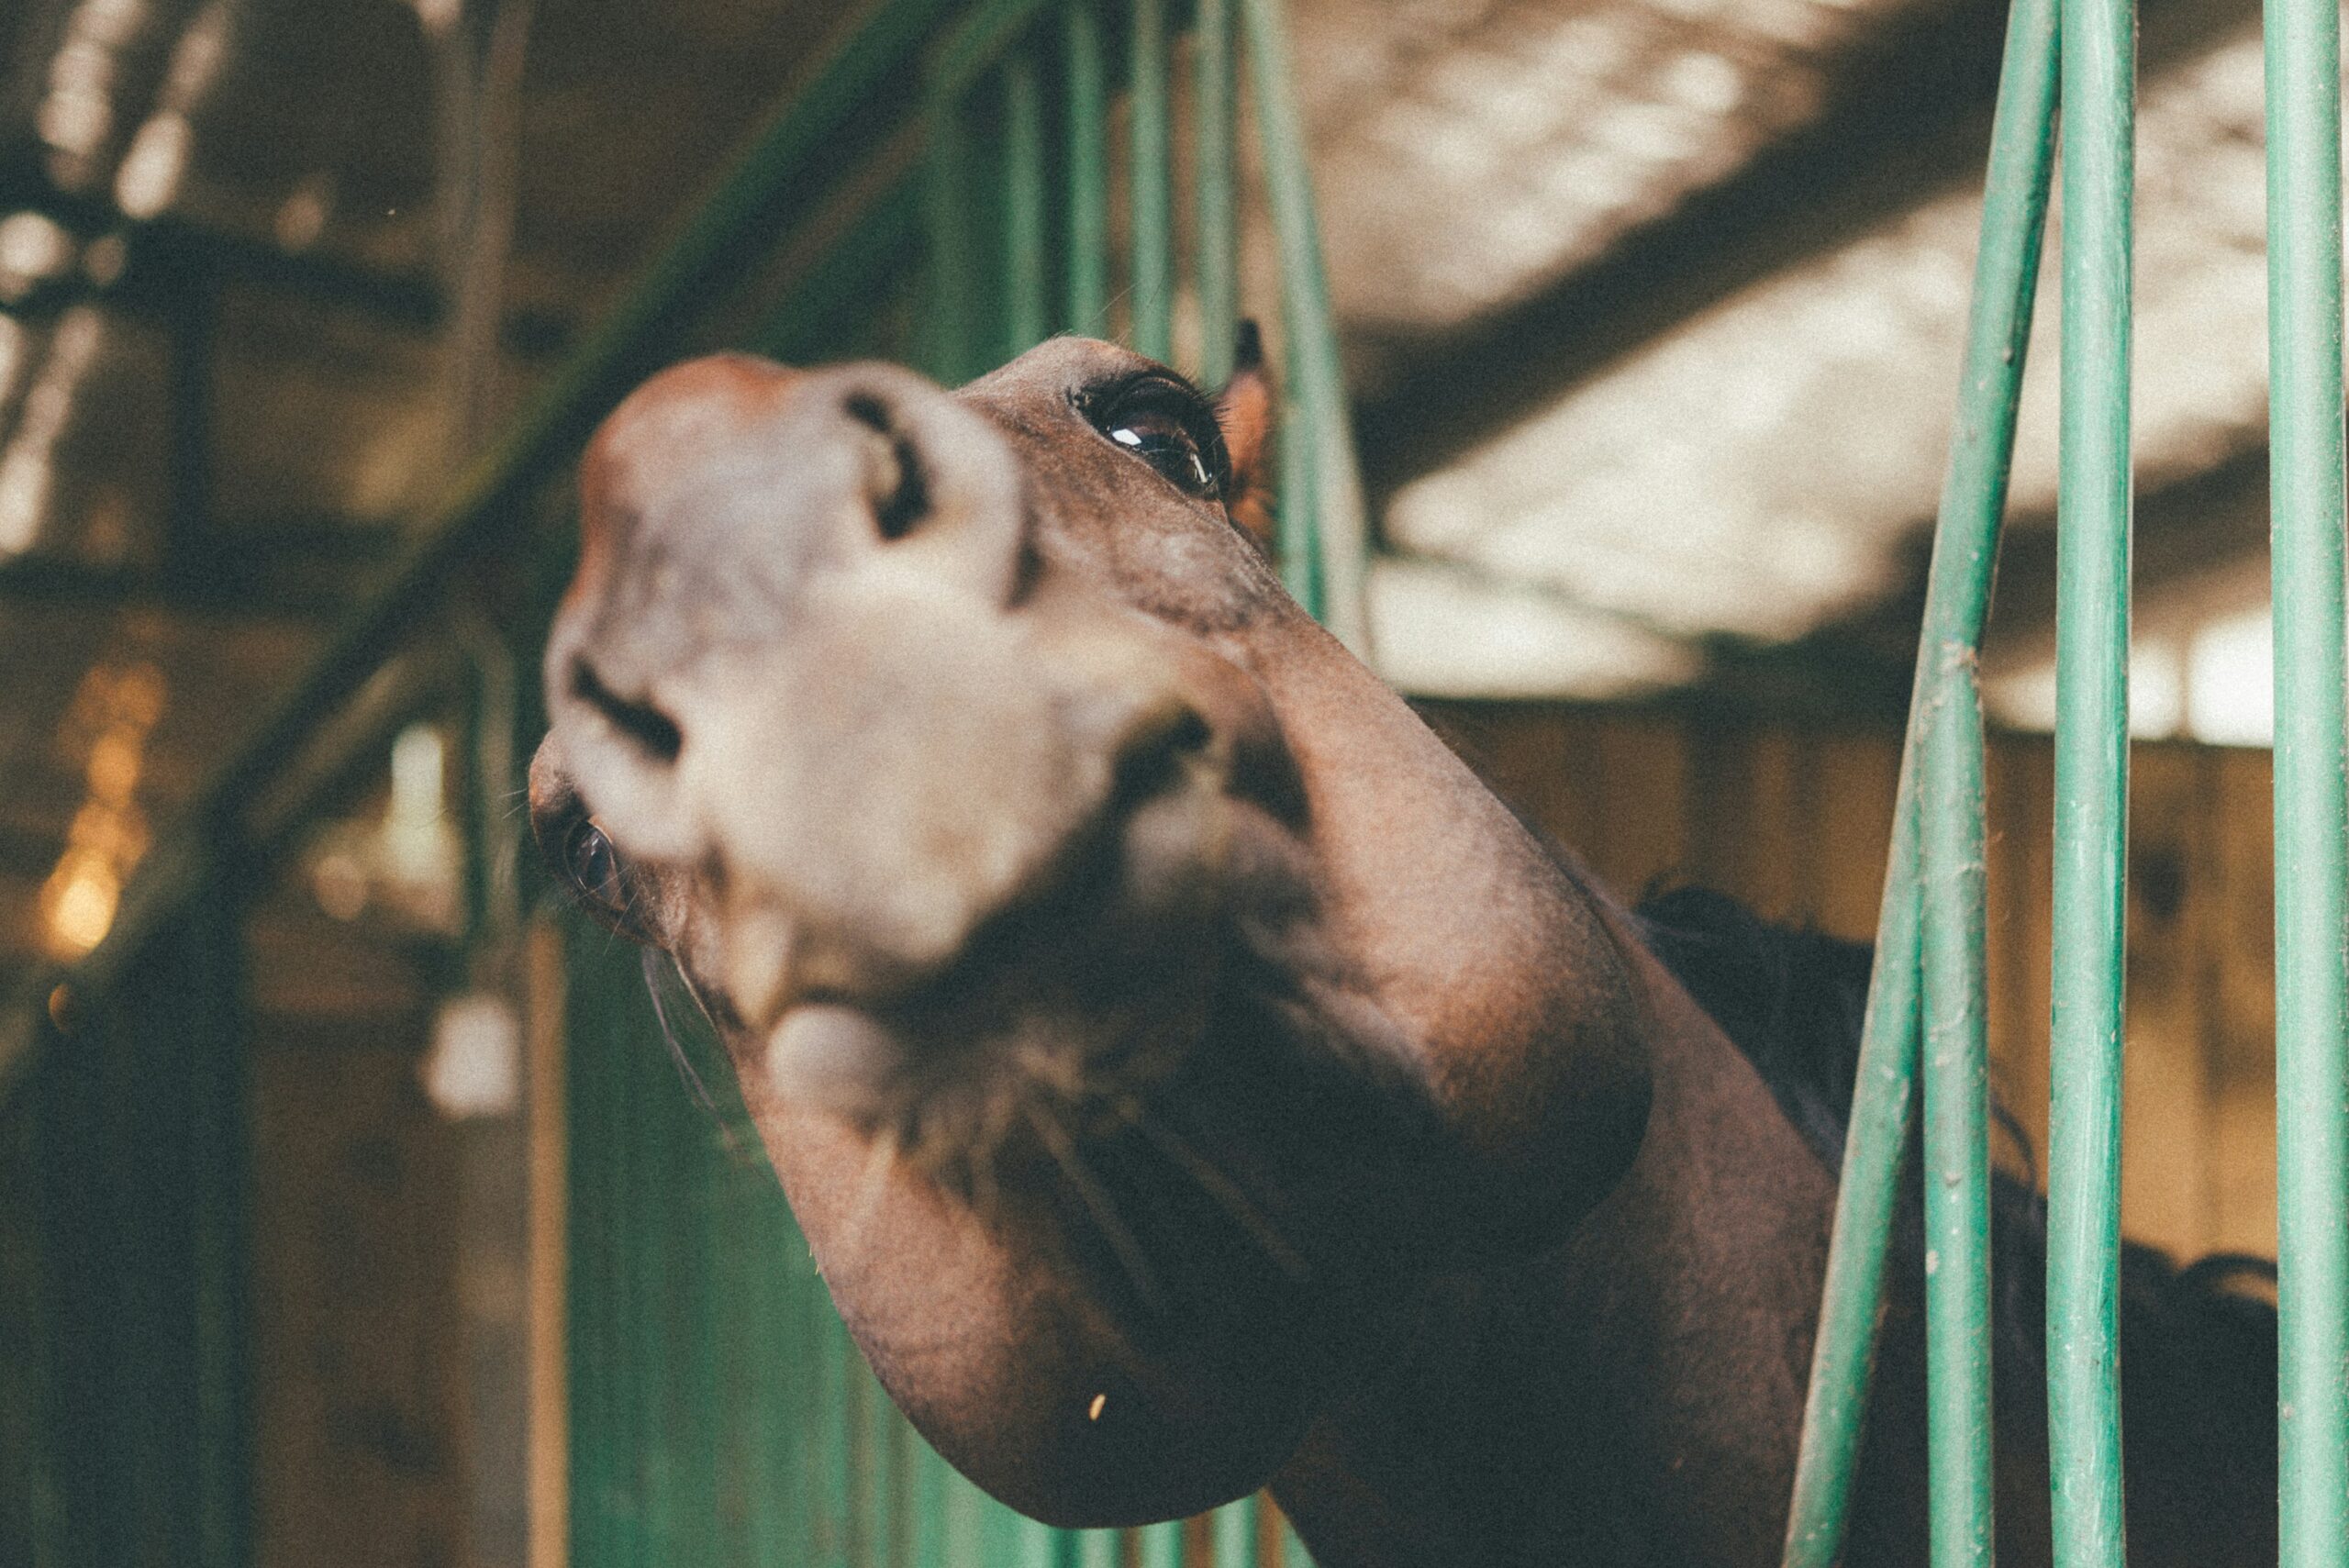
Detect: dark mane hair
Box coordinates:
(1632, 883, 2277, 1502)
(1632, 885, 1877, 1172)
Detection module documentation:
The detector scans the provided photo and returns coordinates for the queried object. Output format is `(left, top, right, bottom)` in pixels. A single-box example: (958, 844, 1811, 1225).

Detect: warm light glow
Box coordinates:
(0, 212, 75, 302)
(40, 852, 120, 961)
(380, 724, 462, 930)
(85, 728, 141, 803)
(424, 994, 523, 1119)
(273, 176, 333, 251)
(114, 112, 191, 219)
(38, 659, 164, 960)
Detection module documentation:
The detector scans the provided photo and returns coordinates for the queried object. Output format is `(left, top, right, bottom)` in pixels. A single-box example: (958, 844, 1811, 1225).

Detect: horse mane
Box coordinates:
(1631, 884, 2277, 1413)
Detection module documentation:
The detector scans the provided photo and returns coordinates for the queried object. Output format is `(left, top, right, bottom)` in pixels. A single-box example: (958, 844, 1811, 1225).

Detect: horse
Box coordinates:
(526, 331, 2277, 1565)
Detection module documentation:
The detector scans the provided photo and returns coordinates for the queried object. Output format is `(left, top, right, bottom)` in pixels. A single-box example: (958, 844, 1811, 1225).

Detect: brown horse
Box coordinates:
(527, 334, 2275, 1565)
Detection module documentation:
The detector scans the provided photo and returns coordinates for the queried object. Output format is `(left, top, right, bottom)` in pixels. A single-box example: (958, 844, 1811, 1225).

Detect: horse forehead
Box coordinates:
(961, 333, 1154, 400)
(957, 339, 1271, 628)
(953, 336, 1157, 454)
(953, 339, 1183, 509)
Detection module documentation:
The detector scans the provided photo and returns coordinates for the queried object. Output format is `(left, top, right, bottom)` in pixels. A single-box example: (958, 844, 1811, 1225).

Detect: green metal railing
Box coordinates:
(1784, 0, 2347, 1562)
(2265, 0, 2349, 1559)
(1, 1, 1355, 1564)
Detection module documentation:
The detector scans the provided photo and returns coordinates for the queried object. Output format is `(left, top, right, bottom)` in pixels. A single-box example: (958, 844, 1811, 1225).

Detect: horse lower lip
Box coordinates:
(766, 1004, 907, 1111)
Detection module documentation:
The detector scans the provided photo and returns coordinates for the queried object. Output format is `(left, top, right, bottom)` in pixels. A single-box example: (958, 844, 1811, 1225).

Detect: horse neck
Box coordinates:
(1270, 923, 1843, 1568)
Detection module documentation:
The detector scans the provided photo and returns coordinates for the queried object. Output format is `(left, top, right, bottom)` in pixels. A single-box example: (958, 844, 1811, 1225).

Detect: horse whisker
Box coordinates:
(841, 1126, 903, 1266)
(1026, 1102, 1166, 1317)
(642, 951, 716, 1108)
(1119, 1097, 1308, 1282)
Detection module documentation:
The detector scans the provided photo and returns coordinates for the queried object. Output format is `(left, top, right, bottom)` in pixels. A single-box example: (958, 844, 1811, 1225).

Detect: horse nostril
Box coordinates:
(844, 393, 930, 542)
(571, 658, 683, 764)
(1109, 703, 1213, 812)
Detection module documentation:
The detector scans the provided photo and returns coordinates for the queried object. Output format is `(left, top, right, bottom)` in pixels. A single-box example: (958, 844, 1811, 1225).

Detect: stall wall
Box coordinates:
(1429, 701, 2280, 1265)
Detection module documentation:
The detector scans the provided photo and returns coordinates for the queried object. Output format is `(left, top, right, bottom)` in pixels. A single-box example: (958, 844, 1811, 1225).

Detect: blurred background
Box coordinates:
(0, 0, 2288, 1564)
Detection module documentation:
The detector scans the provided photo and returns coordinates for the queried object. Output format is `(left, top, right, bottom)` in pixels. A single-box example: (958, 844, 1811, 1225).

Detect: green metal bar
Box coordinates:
(1278, 1517, 1313, 1565)
(183, 890, 250, 1568)
(1921, 657, 1993, 1568)
(2048, 0, 2133, 1552)
(1193, 0, 1239, 386)
(813, 1308, 854, 1568)
(1008, 1513, 1057, 1568)
(751, 175, 923, 362)
(941, 1461, 987, 1564)
(923, 95, 979, 384)
(850, 1363, 883, 1567)
(1238, 0, 1365, 649)
(1130, 0, 1174, 361)
(1777, 0, 2056, 1557)
(1075, 1529, 1120, 1566)
(1214, 1497, 1261, 1567)
(1137, 1519, 1184, 1567)
(928, 0, 1055, 107)
(2266, 0, 2349, 1553)
(1063, 0, 1109, 333)
(1273, 328, 1322, 617)
(1002, 51, 1051, 355)
(904, 1437, 945, 1568)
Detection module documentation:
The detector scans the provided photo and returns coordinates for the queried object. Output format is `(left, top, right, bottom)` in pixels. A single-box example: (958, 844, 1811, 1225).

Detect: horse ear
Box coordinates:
(1214, 321, 1277, 556)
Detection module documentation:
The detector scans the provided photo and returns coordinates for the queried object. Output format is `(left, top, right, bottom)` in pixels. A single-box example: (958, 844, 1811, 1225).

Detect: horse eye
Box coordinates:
(1096, 389, 1221, 498)
(565, 818, 629, 917)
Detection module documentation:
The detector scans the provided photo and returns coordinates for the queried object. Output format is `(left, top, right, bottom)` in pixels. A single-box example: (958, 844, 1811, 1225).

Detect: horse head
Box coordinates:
(527, 334, 1664, 1543)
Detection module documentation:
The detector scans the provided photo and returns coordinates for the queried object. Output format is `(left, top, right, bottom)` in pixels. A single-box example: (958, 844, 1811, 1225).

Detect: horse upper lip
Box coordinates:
(718, 704, 1233, 1040)
(718, 901, 797, 1033)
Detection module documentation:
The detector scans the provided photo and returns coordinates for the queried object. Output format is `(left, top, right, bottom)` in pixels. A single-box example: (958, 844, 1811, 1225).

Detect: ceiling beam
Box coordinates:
(0, 155, 571, 357)
(0, 522, 404, 618)
(1351, 0, 2256, 504)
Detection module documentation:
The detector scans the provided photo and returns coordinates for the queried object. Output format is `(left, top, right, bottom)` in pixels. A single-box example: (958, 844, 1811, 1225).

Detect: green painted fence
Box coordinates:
(1782, 0, 2349, 1562)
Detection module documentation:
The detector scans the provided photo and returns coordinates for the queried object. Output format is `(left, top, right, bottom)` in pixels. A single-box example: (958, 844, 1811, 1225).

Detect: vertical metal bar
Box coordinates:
(1238, 0, 1367, 650)
(751, 179, 924, 362)
(941, 1462, 986, 1565)
(1002, 51, 1051, 355)
(812, 1297, 854, 1567)
(1274, 332, 1323, 617)
(1214, 1497, 1261, 1567)
(2048, 0, 2133, 1551)
(1193, 0, 1239, 387)
(923, 95, 978, 384)
(1075, 1529, 1120, 1566)
(2266, 0, 2349, 1552)
(183, 891, 250, 1568)
(1777, 0, 2056, 1551)
(1130, 0, 1174, 361)
(905, 1437, 949, 1568)
(1278, 1517, 1313, 1565)
(1922, 663, 1994, 1568)
(1009, 1513, 1058, 1568)
(1138, 1519, 1185, 1567)
(1063, 0, 1109, 334)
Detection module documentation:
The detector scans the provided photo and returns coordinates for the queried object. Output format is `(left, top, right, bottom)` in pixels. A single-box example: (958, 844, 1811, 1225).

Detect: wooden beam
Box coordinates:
(1352, 0, 2256, 503)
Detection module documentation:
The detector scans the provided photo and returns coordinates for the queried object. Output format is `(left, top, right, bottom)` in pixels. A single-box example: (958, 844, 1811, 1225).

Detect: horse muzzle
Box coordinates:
(543, 354, 1291, 1112)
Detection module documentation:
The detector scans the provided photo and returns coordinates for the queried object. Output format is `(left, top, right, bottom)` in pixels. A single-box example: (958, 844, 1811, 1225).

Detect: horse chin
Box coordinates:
(746, 774, 1269, 1176)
